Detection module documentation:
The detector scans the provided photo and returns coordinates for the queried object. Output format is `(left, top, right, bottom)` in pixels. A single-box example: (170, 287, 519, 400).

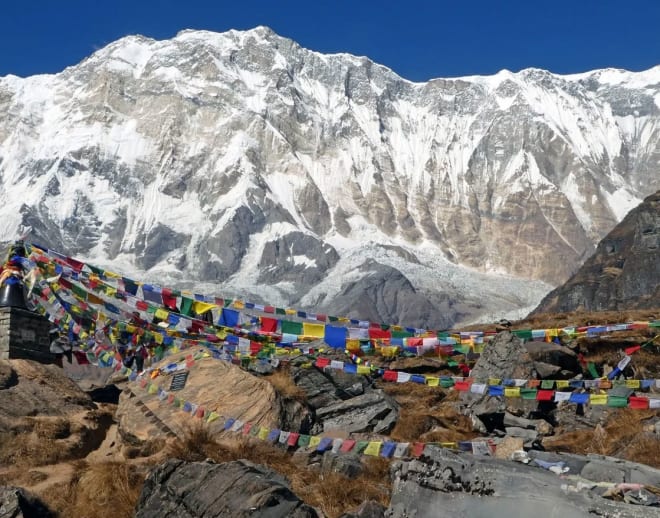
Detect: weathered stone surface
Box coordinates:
(0, 486, 55, 518)
(504, 426, 538, 442)
(321, 452, 364, 479)
(386, 446, 660, 518)
(0, 359, 95, 432)
(291, 364, 344, 410)
(117, 353, 312, 443)
(462, 331, 535, 423)
(135, 459, 319, 517)
(503, 412, 553, 435)
(316, 390, 399, 434)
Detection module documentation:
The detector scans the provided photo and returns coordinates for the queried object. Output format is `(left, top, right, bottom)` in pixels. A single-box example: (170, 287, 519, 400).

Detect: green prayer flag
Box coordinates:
(281, 320, 303, 335)
(512, 329, 533, 340)
(440, 378, 454, 388)
(392, 329, 413, 339)
(180, 297, 194, 317)
(607, 395, 628, 408)
(541, 380, 555, 389)
(297, 434, 311, 447)
(587, 362, 599, 378)
(520, 388, 538, 400)
(275, 307, 286, 315)
(71, 284, 87, 300)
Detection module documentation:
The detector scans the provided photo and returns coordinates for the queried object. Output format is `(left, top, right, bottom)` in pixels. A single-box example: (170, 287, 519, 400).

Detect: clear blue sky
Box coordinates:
(2, 0, 659, 81)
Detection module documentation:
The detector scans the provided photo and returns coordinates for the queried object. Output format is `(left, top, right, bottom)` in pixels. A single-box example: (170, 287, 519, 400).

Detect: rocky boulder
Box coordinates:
(387, 446, 660, 518)
(461, 331, 536, 429)
(315, 390, 399, 435)
(116, 352, 312, 445)
(135, 459, 319, 517)
(0, 486, 54, 518)
(0, 359, 95, 432)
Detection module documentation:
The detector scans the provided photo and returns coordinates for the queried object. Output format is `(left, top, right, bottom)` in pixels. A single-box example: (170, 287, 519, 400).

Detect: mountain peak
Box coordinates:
(1, 30, 659, 327)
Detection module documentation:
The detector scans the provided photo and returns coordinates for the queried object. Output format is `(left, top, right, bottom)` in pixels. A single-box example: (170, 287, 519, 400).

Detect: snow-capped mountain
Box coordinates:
(1, 27, 659, 328)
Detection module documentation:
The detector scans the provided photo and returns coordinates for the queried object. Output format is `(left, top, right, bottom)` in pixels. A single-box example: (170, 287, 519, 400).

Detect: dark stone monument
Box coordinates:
(0, 242, 54, 364)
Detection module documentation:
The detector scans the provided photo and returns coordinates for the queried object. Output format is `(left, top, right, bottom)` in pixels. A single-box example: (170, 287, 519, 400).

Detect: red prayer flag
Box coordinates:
(287, 432, 300, 446)
(382, 370, 398, 382)
(624, 345, 642, 356)
(536, 389, 554, 401)
(628, 396, 649, 409)
(340, 439, 356, 452)
(411, 442, 425, 457)
(369, 327, 392, 340)
(454, 380, 472, 391)
(315, 357, 330, 368)
(242, 423, 253, 435)
(260, 317, 278, 333)
(264, 305, 275, 314)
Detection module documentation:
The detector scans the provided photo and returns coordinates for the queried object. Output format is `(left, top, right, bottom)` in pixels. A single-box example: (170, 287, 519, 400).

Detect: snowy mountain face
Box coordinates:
(1, 27, 659, 328)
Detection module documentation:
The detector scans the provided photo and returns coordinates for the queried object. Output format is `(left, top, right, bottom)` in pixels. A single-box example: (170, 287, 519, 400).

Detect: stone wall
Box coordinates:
(0, 307, 54, 364)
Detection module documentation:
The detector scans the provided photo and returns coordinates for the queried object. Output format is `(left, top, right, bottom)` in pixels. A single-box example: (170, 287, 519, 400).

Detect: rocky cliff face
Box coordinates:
(1, 27, 659, 326)
(532, 190, 660, 314)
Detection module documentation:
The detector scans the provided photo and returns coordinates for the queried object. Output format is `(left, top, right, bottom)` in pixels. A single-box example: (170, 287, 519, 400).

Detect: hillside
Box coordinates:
(532, 190, 660, 315)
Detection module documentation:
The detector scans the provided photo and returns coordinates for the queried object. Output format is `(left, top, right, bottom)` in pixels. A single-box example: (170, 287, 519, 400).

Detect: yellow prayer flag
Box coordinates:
(302, 322, 325, 338)
(233, 300, 245, 309)
(104, 270, 121, 278)
(155, 308, 169, 320)
(206, 411, 220, 423)
(380, 346, 399, 358)
(257, 427, 269, 440)
(440, 442, 458, 449)
(504, 387, 521, 398)
(363, 441, 382, 456)
(488, 378, 501, 386)
(192, 301, 216, 315)
(154, 333, 163, 345)
(309, 436, 322, 449)
(147, 383, 158, 394)
(357, 365, 371, 375)
(426, 377, 440, 387)
(556, 380, 569, 388)
(285, 308, 297, 315)
(105, 286, 117, 297)
(590, 394, 608, 405)
(625, 380, 640, 389)
(345, 339, 360, 352)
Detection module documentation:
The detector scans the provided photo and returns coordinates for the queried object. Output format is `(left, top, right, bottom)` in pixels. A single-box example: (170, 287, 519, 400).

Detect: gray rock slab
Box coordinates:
(385, 446, 660, 518)
(316, 390, 399, 434)
(135, 459, 319, 518)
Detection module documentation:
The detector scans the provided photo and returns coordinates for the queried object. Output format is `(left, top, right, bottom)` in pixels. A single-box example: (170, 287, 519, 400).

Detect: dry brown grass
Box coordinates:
(265, 367, 307, 403)
(0, 431, 69, 467)
(40, 460, 145, 518)
(543, 408, 660, 467)
(380, 382, 475, 443)
(165, 425, 390, 517)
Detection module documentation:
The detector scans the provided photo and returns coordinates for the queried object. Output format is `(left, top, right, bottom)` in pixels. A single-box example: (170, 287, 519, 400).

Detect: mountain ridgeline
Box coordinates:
(1, 26, 659, 327)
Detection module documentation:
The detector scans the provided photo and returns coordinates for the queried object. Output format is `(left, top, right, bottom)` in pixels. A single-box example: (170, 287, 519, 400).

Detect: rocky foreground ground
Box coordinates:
(0, 311, 659, 517)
